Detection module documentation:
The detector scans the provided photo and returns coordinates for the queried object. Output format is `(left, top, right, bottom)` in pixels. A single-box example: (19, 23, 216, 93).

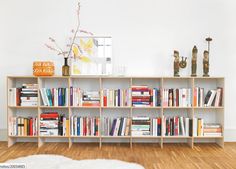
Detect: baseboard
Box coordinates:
(224, 128, 236, 142)
(0, 129, 7, 141)
(0, 128, 236, 142)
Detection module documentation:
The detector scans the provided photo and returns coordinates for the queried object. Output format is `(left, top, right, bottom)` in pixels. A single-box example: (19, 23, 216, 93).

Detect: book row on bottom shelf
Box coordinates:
(8, 113, 222, 138)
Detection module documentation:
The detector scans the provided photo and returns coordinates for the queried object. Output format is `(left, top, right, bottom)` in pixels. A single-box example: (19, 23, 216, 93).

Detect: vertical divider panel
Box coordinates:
(38, 77, 43, 148)
(130, 77, 133, 148)
(68, 77, 72, 148)
(188, 77, 194, 148)
(99, 77, 102, 148)
(7, 77, 16, 147)
(160, 77, 164, 148)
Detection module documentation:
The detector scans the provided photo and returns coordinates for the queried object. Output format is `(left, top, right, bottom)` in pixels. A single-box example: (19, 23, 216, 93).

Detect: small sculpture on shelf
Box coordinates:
(179, 56, 187, 68)
(203, 50, 209, 77)
(203, 37, 212, 77)
(173, 50, 180, 77)
(191, 45, 198, 77)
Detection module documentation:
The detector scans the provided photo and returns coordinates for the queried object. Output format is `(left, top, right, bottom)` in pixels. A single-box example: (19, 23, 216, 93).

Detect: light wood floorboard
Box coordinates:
(0, 142, 236, 169)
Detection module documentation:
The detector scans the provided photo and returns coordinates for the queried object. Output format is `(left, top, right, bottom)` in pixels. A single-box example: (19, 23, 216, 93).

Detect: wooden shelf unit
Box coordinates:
(7, 76, 225, 148)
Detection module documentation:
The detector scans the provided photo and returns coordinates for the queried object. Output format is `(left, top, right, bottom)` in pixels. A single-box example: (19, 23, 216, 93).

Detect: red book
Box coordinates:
(40, 114, 59, 118)
(132, 96, 150, 99)
(83, 118, 86, 136)
(150, 89, 153, 106)
(174, 117, 179, 136)
(176, 89, 179, 107)
(131, 88, 149, 91)
(103, 96, 107, 107)
(29, 118, 33, 136)
(16, 88, 21, 106)
(132, 98, 150, 102)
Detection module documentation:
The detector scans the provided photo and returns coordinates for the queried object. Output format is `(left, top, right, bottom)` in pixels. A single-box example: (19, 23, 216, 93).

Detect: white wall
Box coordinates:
(0, 0, 235, 141)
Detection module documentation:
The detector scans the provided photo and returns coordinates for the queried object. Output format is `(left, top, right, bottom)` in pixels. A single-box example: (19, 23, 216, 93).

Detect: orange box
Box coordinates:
(33, 61, 55, 76)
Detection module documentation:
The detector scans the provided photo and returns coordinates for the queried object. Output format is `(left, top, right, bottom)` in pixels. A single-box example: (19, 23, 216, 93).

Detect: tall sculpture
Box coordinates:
(203, 50, 209, 77)
(173, 50, 180, 77)
(191, 46, 198, 77)
(204, 37, 212, 77)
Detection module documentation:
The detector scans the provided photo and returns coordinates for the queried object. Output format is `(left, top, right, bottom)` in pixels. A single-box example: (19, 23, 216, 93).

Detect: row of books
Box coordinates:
(102, 117, 131, 136)
(70, 116, 99, 136)
(163, 88, 192, 107)
(193, 87, 223, 107)
(101, 89, 131, 107)
(195, 118, 222, 136)
(8, 117, 38, 136)
(163, 116, 192, 136)
(40, 112, 69, 136)
(8, 84, 38, 106)
(131, 116, 161, 136)
(131, 85, 161, 107)
(40, 88, 69, 107)
(70, 88, 100, 106)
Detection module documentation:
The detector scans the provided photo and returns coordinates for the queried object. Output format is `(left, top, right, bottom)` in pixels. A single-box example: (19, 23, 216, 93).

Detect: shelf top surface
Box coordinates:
(7, 75, 225, 79)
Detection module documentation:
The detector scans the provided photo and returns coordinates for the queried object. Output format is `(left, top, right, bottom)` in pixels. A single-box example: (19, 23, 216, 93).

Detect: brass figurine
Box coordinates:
(204, 37, 212, 77)
(173, 50, 180, 77)
(203, 50, 209, 77)
(179, 56, 187, 68)
(191, 45, 198, 77)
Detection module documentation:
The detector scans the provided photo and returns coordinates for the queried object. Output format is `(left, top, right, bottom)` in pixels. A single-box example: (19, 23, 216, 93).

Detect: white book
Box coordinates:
(184, 118, 189, 136)
(121, 118, 126, 136)
(207, 90, 217, 107)
(70, 116, 74, 136)
(153, 89, 156, 107)
(21, 102, 37, 106)
(203, 133, 222, 136)
(193, 118, 197, 137)
(74, 117, 77, 136)
(179, 117, 185, 136)
(214, 88, 221, 107)
(8, 88, 16, 106)
(114, 118, 121, 136)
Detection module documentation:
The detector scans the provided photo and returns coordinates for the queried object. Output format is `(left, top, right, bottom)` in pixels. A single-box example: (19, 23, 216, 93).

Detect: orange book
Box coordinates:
(194, 88, 197, 107)
(24, 118, 27, 136)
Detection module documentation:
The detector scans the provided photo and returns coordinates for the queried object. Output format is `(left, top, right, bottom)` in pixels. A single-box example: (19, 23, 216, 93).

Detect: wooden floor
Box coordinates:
(0, 142, 236, 169)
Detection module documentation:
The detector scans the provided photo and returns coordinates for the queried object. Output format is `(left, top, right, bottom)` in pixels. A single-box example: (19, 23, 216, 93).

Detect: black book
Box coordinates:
(204, 90, 212, 105)
(118, 118, 124, 136)
(189, 119, 193, 136)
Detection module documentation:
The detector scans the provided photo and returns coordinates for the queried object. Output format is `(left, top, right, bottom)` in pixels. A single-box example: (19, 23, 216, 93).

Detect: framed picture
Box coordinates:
(70, 36, 112, 75)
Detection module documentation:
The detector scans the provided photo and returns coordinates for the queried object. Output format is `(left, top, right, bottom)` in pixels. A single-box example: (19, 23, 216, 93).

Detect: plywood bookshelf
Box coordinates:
(7, 76, 225, 148)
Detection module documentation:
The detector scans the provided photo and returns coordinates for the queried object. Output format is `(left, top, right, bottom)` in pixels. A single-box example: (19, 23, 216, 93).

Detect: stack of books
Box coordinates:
(162, 88, 192, 107)
(194, 87, 223, 107)
(8, 83, 38, 106)
(163, 116, 192, 136)
(70, 88, 100, 107)
(102, 117, 131, 136)
(70, 116, 100, 136)
(131, 116, 151, 136)
(203, 123, 222, 137)
(20, 84, 38, 106)
(131, 85, 161, 107)
(8, 117, 38, 136)
(40, 112, 59, 136)
(40, 88, 68, 106)
(101, 89, 131, 107)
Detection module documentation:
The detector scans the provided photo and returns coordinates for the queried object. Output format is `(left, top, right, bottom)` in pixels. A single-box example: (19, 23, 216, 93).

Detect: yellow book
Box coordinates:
(66, 119, 69, 136)
(197, 119, 201, 136)
(24, 118, 27, 136)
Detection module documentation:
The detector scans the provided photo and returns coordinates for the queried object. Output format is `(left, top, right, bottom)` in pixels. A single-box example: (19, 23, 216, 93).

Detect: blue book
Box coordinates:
(77, 117, 80, 136)
(46, 89, 53, 106)
(58, 88, 62, 106)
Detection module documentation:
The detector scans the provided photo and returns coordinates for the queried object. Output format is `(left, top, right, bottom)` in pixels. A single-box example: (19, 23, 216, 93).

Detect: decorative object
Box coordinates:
(191, 45, 198, 77)
(203, 37, 212, 77)
(179, 56, 187, 68)
(70, 36, 112, 75)
(62, 57, 70, 76)
(45, 1, 96, 76)
(173, 50, 180, 77)
(6, 155, 145, 169)
(33, 61, 54, 76)
(203, 50, 209, 77)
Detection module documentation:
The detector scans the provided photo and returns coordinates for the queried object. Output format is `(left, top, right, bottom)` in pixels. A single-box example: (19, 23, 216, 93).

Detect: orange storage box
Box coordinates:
(33, 61, 55, 76)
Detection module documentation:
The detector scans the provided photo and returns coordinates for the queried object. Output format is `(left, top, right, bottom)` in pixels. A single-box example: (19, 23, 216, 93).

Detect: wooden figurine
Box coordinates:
(191, 46, 198, 77)
(173, 50, 180, 77)
(203, 50, 209, 77)
(179, 56, 187, 68)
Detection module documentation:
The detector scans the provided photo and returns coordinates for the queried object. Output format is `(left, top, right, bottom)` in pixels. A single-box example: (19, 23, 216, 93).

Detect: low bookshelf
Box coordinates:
(7, 76, 225, 148)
